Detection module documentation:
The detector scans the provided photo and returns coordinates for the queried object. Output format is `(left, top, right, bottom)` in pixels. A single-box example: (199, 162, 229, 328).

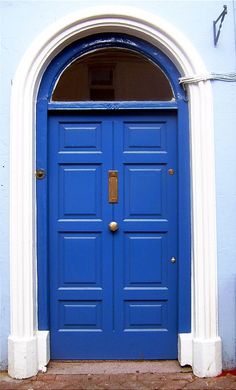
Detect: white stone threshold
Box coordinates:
(47, 360, 192, 375)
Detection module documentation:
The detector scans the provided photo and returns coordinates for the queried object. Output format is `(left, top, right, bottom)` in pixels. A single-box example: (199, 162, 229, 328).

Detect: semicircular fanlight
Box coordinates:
(52, 48, 174, 101)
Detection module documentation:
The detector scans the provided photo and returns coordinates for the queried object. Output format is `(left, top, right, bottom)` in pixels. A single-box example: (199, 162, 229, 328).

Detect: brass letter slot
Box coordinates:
(109, 170, 118, 203)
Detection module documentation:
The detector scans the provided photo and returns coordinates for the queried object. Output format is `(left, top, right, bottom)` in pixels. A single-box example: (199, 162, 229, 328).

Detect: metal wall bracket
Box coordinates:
(213, 5, 227, 46)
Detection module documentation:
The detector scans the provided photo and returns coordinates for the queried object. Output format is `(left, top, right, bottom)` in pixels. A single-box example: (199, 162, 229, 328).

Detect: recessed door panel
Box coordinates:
(48, 112, 178, 359)
(124, 165, 166, 218)
(59, 301, 103, 330)
(124, 121, 167, 151)
(59, 233, 102, 287)
(124, 234, 166, 287)
(124, 301, 167, 330)
(59, 122, 102, 151)
(59, 164, 102, 218)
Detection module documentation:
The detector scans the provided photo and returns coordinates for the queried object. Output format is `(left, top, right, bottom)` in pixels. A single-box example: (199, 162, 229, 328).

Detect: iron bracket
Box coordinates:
(213, 5, 227, 46)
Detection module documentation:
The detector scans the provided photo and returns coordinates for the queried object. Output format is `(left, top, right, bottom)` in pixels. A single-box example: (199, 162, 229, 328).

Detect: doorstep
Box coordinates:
(47, 360, 192, 375)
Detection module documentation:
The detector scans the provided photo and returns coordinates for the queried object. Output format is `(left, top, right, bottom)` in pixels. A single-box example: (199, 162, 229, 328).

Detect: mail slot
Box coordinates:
(108, 170, 118, 203)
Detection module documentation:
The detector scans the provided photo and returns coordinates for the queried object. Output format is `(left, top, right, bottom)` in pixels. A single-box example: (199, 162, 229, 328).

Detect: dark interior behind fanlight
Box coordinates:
(52, 49, 174, 101)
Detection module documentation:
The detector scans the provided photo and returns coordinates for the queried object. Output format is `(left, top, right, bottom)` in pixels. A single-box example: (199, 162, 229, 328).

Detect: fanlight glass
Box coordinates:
(52, 49, 174, 101)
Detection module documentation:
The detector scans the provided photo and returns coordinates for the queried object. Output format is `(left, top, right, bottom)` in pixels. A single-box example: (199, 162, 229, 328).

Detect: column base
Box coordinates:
(8, 331, 50, 379)
(192, 337, 222, 377)
(8, 335, 38, 379)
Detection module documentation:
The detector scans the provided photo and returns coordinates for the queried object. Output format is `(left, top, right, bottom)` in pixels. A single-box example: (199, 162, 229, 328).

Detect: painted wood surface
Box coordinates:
(47, 112, 178, 359)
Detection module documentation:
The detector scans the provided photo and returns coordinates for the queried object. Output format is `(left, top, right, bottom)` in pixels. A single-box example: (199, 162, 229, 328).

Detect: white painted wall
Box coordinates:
(0, 0, 235, 370)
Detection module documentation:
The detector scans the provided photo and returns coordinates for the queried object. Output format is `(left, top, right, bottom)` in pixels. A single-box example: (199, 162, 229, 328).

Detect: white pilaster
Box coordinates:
(188, 81, 222, 377)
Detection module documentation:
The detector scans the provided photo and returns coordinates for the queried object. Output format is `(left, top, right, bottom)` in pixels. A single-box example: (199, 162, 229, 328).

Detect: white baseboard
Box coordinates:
(37, 330, 50, 372)
(178, 333, 193, 366)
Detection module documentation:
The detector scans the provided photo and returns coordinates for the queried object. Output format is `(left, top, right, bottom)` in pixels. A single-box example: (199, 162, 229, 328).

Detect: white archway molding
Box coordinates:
(9, 6, 222, 379)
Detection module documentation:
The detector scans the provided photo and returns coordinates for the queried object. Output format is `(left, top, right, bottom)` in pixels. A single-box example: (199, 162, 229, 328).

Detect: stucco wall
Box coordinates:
(0, 0, 235, 370)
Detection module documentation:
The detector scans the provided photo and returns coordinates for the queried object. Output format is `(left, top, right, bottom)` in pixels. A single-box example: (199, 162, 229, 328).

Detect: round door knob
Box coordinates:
(109, 221, 119, 232)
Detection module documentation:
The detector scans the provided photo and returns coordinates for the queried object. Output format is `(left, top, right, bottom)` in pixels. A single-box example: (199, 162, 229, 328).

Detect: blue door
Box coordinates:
(48, 111, 178, 359)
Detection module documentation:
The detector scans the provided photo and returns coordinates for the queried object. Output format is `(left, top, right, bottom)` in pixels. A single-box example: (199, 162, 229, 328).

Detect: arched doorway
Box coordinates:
(36, 33, 190, 360)
(8, 7, 221, 378)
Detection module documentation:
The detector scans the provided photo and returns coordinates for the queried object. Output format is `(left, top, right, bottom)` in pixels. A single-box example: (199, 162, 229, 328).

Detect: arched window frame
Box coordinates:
(51, 46, 174, 102)
(38, 33, 186, 110)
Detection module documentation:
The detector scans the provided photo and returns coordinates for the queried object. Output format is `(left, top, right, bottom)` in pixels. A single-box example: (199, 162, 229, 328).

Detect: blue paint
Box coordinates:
(48, 101, 178, 111)
(47, 111, 179, 359)
(36, 98, 49, 330)
(37, 33, 191, 359)
(177, 99, 191, 333)
(38, 33, 185, 103)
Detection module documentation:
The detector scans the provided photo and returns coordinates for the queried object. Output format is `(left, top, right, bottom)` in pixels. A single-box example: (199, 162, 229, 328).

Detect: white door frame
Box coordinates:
(8, 6, 222, 379)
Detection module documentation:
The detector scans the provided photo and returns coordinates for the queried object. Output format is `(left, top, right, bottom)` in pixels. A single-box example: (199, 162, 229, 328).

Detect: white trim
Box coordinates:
(9, 6, 222, 378)
(37, 331, 50, 373)
(8, 332, 50, 378)
(178, 333, 193, 367)
(8, 336, 38, 379)
(193, 337, 222, 377)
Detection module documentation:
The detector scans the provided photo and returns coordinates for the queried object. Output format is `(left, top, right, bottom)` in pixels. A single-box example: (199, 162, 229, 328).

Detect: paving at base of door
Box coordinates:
(0, 361, 236, 389)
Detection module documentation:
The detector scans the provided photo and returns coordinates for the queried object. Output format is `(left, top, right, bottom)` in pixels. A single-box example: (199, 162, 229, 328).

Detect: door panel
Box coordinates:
(114, 114, 177, 358)
(59, 233, 102, 287)
(48, 112, 178, 359)
(124, 165, 166, 217)
(59, 165, 102, 218)
(124, 234, 166, 286)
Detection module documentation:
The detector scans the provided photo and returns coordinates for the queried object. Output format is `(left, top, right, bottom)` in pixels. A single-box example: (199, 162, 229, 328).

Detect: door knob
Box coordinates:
(109, 221, 119, 232)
